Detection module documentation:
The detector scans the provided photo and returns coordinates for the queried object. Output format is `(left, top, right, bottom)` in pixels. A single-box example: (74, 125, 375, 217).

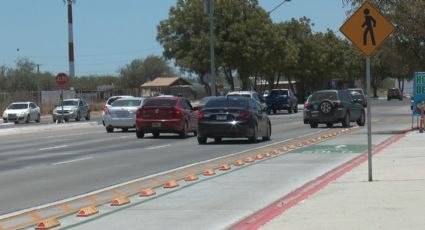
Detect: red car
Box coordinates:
(135, 96, 198, 138)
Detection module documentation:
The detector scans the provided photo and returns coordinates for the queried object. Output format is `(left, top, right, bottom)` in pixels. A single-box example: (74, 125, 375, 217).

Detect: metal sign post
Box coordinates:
(340, 2, 395, 182)
(366, 57, 372, 181)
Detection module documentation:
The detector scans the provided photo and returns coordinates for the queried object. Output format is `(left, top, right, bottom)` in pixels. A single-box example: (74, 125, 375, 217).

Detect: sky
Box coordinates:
(0, 0, 350, 77)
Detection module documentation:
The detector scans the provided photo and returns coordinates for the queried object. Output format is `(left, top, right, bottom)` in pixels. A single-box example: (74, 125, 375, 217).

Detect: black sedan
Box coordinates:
(197, 96, 271, 144)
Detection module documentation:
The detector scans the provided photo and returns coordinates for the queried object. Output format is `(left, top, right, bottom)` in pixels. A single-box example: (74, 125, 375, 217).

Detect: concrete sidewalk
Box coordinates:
(261, 131, 425, 230)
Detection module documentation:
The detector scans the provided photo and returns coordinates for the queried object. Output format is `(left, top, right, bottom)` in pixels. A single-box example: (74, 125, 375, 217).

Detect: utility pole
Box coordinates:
(36, 64, 41, 107)
(205, 0, 216, 96)
(67, 0, 75, 78)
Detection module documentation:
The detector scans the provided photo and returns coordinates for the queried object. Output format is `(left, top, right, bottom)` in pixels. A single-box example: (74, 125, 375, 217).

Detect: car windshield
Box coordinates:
(144, 98, 177, 106)
(7, 103, 28, 110)
(312, 92, 338, 101)
(112, 99, 142, 107)
(58, 101, 78, 106)
(270, 90, 288, 96)
(204, 98, 247, 108)
(349, 89, 362, 94)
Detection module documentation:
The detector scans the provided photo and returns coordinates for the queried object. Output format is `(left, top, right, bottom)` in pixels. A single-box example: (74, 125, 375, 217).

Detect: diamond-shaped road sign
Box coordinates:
(340, 2, 395, 56)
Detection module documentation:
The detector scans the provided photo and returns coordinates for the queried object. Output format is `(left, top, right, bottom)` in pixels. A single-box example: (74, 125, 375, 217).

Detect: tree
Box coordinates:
(119, 55, 175, 89)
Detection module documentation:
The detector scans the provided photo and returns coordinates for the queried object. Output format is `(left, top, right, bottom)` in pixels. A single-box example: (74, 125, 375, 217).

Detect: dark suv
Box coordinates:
(387, 88, 403, 101)
(265, 89, 298, 114)
(303, 90, 365, 128)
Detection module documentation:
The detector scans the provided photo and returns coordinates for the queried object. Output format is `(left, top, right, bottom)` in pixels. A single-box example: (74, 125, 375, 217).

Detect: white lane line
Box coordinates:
(51, 157, 93, 165)
(145, 144, 171, 150)
(38, 145, 69, 151)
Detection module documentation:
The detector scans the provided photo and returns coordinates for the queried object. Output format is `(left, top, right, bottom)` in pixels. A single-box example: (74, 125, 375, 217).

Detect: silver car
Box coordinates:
(102, 97, 145, 132)
(2, 102, 41, 124)
(52, 99, 90, 122)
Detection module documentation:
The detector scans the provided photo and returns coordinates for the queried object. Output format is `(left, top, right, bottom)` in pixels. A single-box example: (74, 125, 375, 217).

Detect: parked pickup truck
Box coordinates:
(265, 89, 298, 114)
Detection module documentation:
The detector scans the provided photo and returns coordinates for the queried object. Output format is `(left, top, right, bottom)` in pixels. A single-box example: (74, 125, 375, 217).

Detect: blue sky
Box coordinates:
(0, 0, 349, 76)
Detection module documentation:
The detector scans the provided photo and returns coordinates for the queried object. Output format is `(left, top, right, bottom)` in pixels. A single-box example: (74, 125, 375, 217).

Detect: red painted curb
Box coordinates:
(228, 129, 409, 230)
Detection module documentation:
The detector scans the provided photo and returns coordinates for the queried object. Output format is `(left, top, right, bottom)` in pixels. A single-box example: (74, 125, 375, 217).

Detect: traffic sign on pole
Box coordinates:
(56, 73, 69, 86)
(340, 2, 395, 56)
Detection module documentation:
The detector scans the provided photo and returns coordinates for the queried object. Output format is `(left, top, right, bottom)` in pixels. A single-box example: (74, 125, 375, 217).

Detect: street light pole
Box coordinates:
(206, 0, 217, 96)
(36, 64, 41, 107)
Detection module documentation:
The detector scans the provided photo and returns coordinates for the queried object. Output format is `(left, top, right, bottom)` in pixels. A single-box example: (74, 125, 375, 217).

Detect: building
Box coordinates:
(141, 77, 194, 98)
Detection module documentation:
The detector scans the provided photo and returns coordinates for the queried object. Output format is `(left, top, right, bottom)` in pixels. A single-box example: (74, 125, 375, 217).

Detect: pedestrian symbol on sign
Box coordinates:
(362, 8, 376, 46)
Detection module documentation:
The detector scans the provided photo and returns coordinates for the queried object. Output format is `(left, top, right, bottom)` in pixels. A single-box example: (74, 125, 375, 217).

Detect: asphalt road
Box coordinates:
(0, 98, 412, 216)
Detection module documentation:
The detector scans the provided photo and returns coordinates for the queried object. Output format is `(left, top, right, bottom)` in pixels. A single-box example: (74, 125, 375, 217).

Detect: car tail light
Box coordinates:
(334, 100, 342, 108)
(136, 108, 143, 119)
(238, 112, 251, 121)
(172, 108, 182, 118)
(103, 106, 110, 115)
(304, 103, 311, 109)
(197, 112, 206, 120)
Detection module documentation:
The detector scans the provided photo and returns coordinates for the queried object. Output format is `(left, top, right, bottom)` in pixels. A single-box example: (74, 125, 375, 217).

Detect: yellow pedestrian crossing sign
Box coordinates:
(340, 2, 395, 56)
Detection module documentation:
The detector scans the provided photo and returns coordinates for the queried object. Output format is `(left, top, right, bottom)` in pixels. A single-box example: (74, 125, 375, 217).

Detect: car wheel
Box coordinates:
(326, 123, 333, 128)
(288, 106, 293, 114)
(106, 127, 114, 133)
(342, 112, 350, 128)
(272, 109, 277, 114)
(152, 131, 160, 138)
(53, 118, 56, 123)
(136, 127, 145, 138)
(387, 97, 390, 101)
(122, 128, 128, 132)
(85, 112, 90, 121)
(193, 130, 197, 137)
(76, 112, 81, 121)
(248, 125, 258, 143)
(262, 122, 271, 141)
(64, 118, 69, 122)
(36, 113, 40, 123)
(310, 122, 318, 128)
(320, 100, 333, 114)
(357, 110, 366, 126)
(266, 108, 271, 115)
(294, 106, 298, 113)
(214, 137, 222, 143)
(197, 136, 207, 144)
(179, 123, 188, 138)
(25, 115, 30, 123)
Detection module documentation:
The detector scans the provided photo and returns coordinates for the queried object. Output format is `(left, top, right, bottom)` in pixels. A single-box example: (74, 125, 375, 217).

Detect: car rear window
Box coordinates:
(312, 92, 338, 101)
(270, 90, 288, 96)
(112, 99, 142, 107)
(204, 98, 247, 108)
(227, 94, 250, 98)
(8, 104, 28, 109)
(144, 98, 177, 106)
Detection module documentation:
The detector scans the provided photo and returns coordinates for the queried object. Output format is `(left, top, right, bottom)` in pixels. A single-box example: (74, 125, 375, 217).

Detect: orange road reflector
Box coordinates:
(310, 138, 317, 142)
(263, 152, 271, 158)
(234, 160, 245, 166)
(280, 146, 289, 151)
(163, 180, 179, 189)
(303, 140, 311, 145)
(316, 136, 322, 140)
(272, 149, 279, 155)
(111, 196, 130, 206)
(140, 188, 156, 197)
(219, 164, 231, 171)
(244, 156, 255, 163)
(255, 154, 263, 160)
(77, 206, 99, 217)
(289, 145, 297, 149)
(185, 174, 199, 181)
(35, 218, 61, 230)
(203, 169, 216, 176)
(332, 132, 338, 136)
(296, 143, 303, 147)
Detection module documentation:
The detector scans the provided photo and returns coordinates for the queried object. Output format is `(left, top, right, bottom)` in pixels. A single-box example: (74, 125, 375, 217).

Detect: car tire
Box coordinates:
(36, 113, 40, 123)
(248, 125, 258, 143)
(25, 115, 30, 123)
(197, 136, 207, 144)
(320, 100, 333, 114)
(193, 130, 197, 137)
(76, 112, 81, 121)
(136, 127, 145, 139)
(106, 127, 114, 133)
(288, 106, 293, 114)
(214, 137, 222, 143)
(262, 122, 271, 141)
(357, 110, 366, 126)
(272, 109, 277, 114)
(152, 131, 160, 138)
(64, 118, 69, 122)
(326, 123, 333, 128)
(266, 108, 271, 115)
(310, 122, 318, 128)
(53, 118, 56, 123)
(122, 128, 128, 132)
(294, 106, 298, 113)
(179, 123, 188, 138)
(85, 112, 90, 121)
(342, 112, 350, 128)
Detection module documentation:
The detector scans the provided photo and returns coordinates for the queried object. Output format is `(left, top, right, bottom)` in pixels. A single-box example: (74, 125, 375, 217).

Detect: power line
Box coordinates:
(268, 0, 291, 14)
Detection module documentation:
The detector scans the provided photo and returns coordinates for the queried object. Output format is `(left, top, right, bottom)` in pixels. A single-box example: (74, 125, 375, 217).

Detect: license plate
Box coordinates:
(216, 115, 227, 120)
(152, 122, 161, 128)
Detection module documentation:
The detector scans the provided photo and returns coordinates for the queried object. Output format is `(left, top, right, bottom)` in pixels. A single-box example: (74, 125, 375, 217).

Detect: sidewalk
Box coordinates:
(261, 131, 425, 230)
